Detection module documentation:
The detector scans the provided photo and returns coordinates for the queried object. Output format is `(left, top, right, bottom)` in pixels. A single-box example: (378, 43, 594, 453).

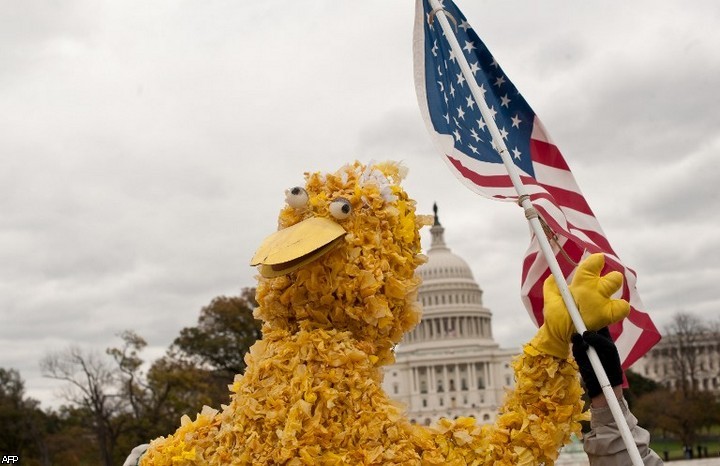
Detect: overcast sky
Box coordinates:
(2, 1, 719, 409)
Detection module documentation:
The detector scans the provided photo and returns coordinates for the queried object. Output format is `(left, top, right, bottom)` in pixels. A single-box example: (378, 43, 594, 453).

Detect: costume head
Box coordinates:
(251, 161, 430, 365)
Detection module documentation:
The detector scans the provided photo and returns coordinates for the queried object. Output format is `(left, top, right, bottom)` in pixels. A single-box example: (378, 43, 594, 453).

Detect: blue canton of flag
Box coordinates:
(422, 0, 536, 180)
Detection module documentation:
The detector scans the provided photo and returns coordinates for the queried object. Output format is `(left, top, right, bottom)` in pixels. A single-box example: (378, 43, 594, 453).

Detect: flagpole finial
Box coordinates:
(433, 202, 440, 225)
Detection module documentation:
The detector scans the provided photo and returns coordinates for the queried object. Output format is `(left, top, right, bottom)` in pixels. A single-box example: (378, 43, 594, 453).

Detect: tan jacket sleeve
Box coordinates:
(584, 397, 663, 466)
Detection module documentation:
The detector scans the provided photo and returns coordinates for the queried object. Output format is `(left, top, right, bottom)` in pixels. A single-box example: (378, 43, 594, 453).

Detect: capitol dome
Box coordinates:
(417, 209, 475, 282)
(383, 204, 518, 426)
(403, 204, 494, 351)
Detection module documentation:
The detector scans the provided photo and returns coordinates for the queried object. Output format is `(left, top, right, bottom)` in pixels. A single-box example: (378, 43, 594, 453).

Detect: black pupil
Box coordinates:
(291, 187, 301, 195)
(341, 203, 350, 214)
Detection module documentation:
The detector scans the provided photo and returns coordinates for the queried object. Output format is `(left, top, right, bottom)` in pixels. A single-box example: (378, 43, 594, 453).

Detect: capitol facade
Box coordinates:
(383, 206, 519, 426)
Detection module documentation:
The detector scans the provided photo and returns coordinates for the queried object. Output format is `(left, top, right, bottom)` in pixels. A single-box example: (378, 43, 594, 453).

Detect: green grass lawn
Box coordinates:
(650, 436, 720, 462)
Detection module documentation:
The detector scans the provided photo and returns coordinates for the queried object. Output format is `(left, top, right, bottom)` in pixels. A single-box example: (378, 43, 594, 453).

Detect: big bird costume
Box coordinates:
(137, 161, 631, 466)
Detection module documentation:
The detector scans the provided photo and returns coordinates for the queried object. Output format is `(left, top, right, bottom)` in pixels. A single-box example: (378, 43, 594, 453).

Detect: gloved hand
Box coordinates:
(571, 328, 624, 398)
(528, 253, 630, 359)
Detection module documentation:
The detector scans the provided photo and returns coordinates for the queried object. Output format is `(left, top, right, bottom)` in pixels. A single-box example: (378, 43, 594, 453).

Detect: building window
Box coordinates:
(437, 381, 444, 393)
(449, 379, 455, 391)
(483, 414, 490, 421)
(393, 383, 399, 394)
(422, 398, 427, 407)
(461, 378, 468, 390)
(424, 418, 431, 426)
(420, 381, 427, 394)
(477, 377, 485, 389)
(439, 397, 444, 406)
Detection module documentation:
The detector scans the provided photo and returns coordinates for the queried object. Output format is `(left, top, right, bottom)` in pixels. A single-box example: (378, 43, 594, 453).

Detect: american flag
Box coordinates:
(413, 0, 660, 369)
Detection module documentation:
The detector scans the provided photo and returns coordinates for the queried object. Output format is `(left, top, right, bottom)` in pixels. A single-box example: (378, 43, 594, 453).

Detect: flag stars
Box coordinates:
(500, 94, 511, 108)
(449, 49, 457, 62)
(463, 41, 476, 53)
(499, 127, 509, 140)
(457, 106, 466, 120)
(477, 83, 487, 96)
(444, 113, 450, 124)
(431, 40, 439, 57)
(511, 114, 522, 128)
(490, 58, 499, 68)
(453, 129, 462, 143)
(512, 147, 522, 160)
(459, 20, 471, 31)
(449, 84, 456, 97)
(469, 61, 481, 76)
(456, 72, 466, 87)
(488, 105, 497, 118)
(477, 118, 487, 132)
(468, 144, 479, 154)
(494, 75, 506, 87)
(470, 128, 481, 142)
(466, 95, 475, 109)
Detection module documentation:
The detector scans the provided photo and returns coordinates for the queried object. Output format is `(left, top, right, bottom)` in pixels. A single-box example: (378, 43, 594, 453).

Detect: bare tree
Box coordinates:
(664, 312, 709, 395)
(40, 346, 125, 466)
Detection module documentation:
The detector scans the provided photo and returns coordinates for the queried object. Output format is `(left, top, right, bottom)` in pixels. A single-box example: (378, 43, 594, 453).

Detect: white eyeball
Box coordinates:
(285, 186, 309, 208)
(329, 197, 352, 219)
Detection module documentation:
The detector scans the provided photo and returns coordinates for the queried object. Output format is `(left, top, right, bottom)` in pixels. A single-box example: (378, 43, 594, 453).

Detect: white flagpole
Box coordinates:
(426, 2, 644, 465)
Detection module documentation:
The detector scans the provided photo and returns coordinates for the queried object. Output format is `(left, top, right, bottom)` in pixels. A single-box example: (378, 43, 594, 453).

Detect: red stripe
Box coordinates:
(529, 137, 570, 171)
(526, 186, 594, 218)
(532, 203, 616, 255)
(446, 155, 515, 189)
(520, 250, 539, 285)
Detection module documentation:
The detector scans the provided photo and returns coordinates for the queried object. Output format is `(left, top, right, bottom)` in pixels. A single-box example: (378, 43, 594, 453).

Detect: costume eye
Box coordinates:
(329, 197, 352, 219)
(285, 186, 309, 208)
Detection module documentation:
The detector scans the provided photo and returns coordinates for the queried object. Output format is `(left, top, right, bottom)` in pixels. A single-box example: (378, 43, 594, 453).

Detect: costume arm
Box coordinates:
(419, 348, 587, 466)
(489, 346, 588, 465)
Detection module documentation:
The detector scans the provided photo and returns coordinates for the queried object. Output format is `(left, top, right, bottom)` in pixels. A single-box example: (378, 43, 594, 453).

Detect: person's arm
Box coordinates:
(572, 330, 664, 465)
(590, 385, 623, 408)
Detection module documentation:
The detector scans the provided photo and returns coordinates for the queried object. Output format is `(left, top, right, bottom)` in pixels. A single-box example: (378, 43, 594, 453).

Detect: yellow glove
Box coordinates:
(528, 253, 631, 359)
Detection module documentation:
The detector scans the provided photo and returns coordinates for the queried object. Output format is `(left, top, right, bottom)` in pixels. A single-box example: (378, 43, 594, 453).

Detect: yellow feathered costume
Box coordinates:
(139, 161, 628, 466)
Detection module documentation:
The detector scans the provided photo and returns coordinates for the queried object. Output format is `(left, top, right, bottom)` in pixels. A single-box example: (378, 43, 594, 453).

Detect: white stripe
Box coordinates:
(563, 207, 605, 235)
(615, 319, 643, 366)
(532, 161, 582, 192)
(533, 198, 571, 232)
(530, 117, 556, 145)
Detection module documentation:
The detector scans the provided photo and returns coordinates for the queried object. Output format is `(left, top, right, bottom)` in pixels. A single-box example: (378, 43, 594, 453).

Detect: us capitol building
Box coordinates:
(383, 205, 519, 426)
